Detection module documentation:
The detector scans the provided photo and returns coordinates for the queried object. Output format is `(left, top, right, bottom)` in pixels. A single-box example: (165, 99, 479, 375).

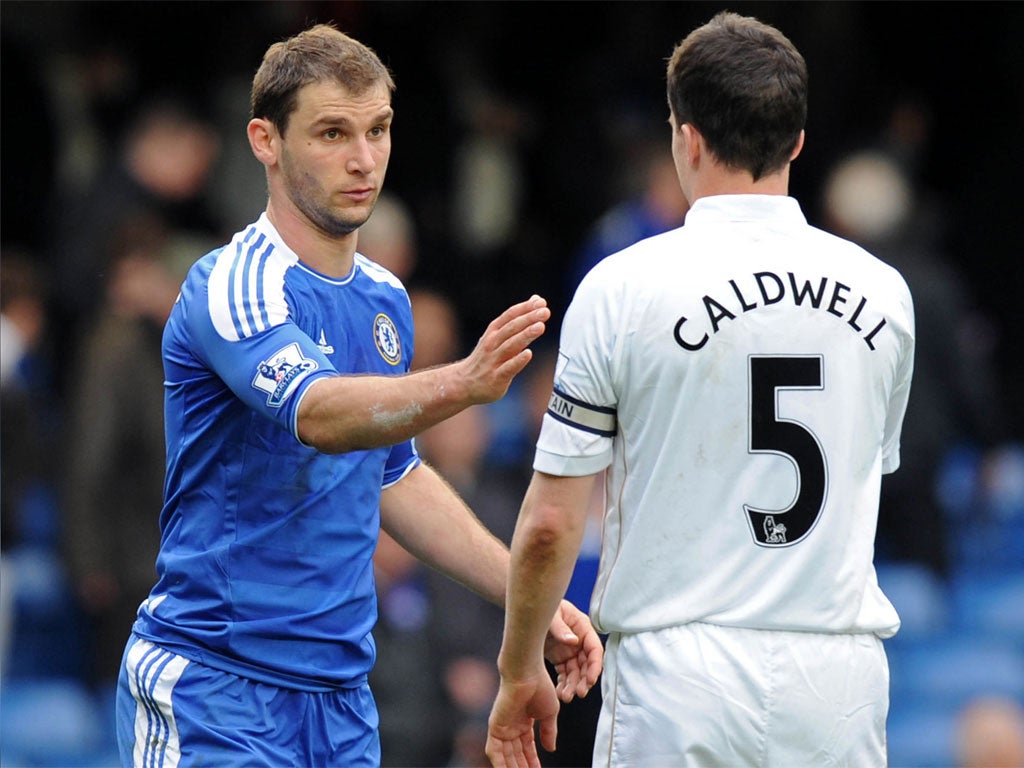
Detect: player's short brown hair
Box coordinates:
(667, 11, 807, 181)
(251, 23, 395, 136)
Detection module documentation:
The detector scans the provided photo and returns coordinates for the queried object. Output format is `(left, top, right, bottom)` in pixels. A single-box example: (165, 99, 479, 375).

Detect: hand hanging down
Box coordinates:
(487, 472, 604, 768)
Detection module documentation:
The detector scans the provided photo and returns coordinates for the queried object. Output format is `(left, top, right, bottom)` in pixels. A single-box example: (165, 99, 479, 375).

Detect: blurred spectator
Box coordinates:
(410, 286, 465, 371)
(356, 192, 420, 284)
(370, 523, 454, 767)
(48, 96, 222, 399)
(565, 133, 689, 302)
(448, 50, 533, 260)
(1, 253, 58, 676)
(0, 252, 59, 549)
(823, 149, 1005, 579)
(60, 215, 181, 689)
(439, 37, 542, 340)
(418, 406, 503, 768)
(955, 695, 1024, 768)
(0, 254, 49, 393)
(409, 289, 502, 767)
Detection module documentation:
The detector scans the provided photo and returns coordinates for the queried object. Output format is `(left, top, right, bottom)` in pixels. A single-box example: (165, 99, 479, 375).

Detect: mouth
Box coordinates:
(342, 188, 375, 203)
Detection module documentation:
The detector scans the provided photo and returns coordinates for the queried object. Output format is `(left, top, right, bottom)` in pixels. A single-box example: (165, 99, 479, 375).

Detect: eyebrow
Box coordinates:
(312, 107, 394, 130)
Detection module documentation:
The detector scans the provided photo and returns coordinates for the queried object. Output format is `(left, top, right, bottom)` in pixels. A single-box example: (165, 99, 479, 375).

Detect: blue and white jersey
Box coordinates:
(133, 213, 420, 691)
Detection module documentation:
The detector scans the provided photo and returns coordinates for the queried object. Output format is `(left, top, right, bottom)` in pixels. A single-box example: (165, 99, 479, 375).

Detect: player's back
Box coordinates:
(577, 195, 914, 637)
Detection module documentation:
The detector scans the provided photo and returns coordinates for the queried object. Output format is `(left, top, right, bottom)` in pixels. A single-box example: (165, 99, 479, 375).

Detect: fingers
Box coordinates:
(561, 600, 604, 690)
(486, 731, 542, 768)
(538, 713, 559, 754)
(546, 601, 604, 701)
(493, 347, 535, 385)
(487, 673, 561, 767)
(467, 296, 550, 403)
(490, 295, 550, 330)
(555, 652, 590, 703)
(484, 295, 550, 355)
(566, 642, 603, 699)
(548, 603, 580, 645)
(581, 623, 605, 689)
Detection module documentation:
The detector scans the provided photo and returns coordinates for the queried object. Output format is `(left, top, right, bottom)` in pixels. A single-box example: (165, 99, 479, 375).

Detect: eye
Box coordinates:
(369, 124, 388, 139)
(323, 128, 341, 140)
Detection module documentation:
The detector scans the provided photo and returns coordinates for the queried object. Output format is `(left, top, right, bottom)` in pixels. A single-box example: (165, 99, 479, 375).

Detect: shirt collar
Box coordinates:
(684, 194, 806, 226)
(255, 212, 299, 262)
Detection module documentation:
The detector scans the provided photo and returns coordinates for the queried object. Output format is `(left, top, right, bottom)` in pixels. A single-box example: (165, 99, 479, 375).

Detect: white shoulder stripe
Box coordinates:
(209, 225, 297, 341)
(355, 252, 406, 291)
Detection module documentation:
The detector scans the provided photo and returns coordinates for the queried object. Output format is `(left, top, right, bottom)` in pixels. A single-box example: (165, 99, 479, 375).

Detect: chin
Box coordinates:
(316, 208, 369, 238)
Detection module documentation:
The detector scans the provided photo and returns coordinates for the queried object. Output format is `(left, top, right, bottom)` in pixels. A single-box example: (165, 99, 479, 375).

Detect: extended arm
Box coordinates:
(297, 296, 549, 453)
(380, 462, 509, 606)
(487, 470, 600, 768)
(381, 464, 603, 711)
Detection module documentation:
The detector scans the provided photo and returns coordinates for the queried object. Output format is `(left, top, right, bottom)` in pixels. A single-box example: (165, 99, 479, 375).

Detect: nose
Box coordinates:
(346, 137, 376, 175)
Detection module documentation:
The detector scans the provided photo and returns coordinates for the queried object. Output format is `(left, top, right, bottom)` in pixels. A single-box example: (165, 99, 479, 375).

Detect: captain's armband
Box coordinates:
(546, 389, 617, 436)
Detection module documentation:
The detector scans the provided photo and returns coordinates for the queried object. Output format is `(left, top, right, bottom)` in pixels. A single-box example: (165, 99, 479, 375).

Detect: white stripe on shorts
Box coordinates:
(125, 638, 190, 768)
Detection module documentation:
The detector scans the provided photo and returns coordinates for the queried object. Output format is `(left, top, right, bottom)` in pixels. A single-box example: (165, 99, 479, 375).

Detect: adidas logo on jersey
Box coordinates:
(316, 329, 335, 355)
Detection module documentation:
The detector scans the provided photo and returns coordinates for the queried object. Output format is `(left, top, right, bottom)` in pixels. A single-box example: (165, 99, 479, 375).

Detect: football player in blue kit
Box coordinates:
(115, 23, 602, 768)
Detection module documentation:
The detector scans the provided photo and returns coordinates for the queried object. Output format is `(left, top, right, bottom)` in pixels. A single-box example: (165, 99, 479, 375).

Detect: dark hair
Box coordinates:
(667, 11, 807, 180)
(251, 23, 395, 136)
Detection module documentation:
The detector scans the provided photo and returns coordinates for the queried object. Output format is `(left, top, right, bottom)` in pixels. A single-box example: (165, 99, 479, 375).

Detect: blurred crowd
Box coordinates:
(2, 2, 1023, 767)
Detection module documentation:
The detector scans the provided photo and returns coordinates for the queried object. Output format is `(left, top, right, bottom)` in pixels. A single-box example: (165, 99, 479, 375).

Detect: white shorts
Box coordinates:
(593, 622, 889, 767)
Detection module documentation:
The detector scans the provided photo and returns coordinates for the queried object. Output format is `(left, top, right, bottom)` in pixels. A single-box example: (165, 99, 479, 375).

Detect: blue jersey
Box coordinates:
(132, 213, 420, 691)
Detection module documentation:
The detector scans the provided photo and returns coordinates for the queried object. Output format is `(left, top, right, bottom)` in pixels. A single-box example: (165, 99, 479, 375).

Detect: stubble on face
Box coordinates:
(280, 142, 376, 238)
(275, 80, 392, 242)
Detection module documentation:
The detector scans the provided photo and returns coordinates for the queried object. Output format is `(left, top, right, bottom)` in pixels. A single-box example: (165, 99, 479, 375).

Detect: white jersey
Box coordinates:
(536, 194, 914, 638)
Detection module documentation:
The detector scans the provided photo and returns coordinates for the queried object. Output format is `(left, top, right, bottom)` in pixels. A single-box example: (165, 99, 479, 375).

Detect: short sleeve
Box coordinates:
(881, 279, 916, 474)
(533, 259, 622, 477)
(382, 440, 420, 488)
(191, 299, 336, 441)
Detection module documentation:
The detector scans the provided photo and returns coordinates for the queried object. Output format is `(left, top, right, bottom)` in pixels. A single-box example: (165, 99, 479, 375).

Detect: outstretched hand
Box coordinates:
(486, 601, 604, 768)
(460, 295, 549, 405)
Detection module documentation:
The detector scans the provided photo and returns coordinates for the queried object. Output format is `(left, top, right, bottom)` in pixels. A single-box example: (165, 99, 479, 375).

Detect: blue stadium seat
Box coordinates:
(0, 678, 106, 766)
(952, 573, 1024, 642)
(876, 562, 949, 642)
(886, 702, 958, 768)
(889, 635, 1024, 708)
(2, 546, 87, 680)
(939, 442, 1024, 576)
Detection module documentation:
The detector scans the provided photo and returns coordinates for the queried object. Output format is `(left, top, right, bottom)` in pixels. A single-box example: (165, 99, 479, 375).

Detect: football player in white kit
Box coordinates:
(487, 11, 914, 768)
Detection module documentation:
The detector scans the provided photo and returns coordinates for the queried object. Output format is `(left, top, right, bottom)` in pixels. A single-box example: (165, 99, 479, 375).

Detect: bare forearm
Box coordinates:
(297, 295, 549, 454)
(298, 363, 472, 453)
(498, 473, 593, 679)
(380, 463, 509, 606)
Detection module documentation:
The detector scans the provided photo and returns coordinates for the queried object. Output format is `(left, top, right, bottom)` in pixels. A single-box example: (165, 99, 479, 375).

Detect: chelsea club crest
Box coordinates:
(374, 313, 402, 366)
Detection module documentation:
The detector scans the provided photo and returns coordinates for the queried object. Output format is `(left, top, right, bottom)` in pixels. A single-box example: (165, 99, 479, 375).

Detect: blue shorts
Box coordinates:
(116, 634, 380, 767)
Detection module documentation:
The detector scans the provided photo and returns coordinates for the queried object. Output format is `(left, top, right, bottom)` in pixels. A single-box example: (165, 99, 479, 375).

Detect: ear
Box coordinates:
(248, 118, 278, 167)
(790, 130, 805, 162)
(680, 123, 702, 167)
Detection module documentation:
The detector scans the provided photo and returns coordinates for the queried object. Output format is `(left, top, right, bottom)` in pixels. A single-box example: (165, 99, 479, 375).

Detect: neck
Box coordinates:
(689, 163, 791, 203)
(266, 198, 358, 279)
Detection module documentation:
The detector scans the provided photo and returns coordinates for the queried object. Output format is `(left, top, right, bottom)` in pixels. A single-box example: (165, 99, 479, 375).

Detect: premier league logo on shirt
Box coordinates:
(373, 313, 402, 366)
(252, 342, 319, 407)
